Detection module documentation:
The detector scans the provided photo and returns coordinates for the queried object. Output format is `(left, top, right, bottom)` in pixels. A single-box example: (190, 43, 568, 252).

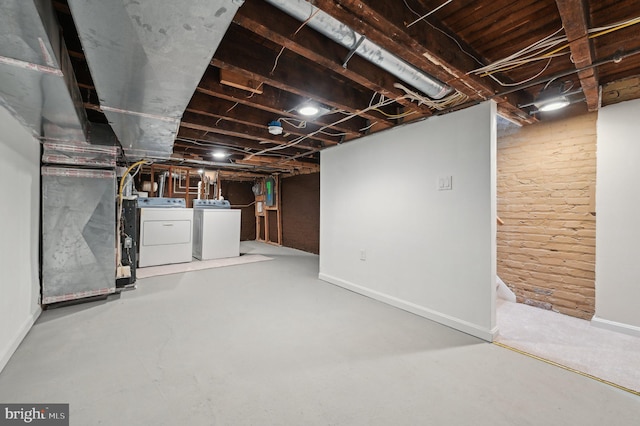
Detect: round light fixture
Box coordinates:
(534, 83, 573, 112)
(298, 105, 319, 116)
(267, 120, 283, 135)
(212, 151, 228, 159)
(537, 96, 570, 112)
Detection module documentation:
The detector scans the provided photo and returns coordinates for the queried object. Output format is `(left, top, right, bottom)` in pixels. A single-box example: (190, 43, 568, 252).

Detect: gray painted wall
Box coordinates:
(594, 98, 640, 336)
(0, 106, 42, 372)
(319, 102, 497, 341)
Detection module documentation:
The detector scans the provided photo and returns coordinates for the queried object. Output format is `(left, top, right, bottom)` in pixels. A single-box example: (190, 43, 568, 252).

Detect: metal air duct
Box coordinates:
(67, 0, 245, 160)
(264, 0, 452, 99)
(0, 0, 88, 142)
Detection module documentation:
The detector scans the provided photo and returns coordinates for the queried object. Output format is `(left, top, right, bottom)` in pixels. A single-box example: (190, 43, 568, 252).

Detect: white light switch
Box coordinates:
(360, 249, 366, 261)
(438, 176, 453, 191)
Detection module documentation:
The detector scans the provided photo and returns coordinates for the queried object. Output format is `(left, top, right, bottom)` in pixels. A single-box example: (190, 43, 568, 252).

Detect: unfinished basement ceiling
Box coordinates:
(45, 0, 640, 174)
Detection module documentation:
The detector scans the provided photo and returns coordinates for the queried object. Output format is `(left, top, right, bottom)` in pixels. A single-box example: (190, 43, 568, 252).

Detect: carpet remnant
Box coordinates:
(496, 299, 640, 394)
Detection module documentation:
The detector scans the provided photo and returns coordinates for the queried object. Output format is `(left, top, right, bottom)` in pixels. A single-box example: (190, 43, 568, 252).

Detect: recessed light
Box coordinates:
(298, 105, 320, 116)
(537, 97, 570, 112)
(534, 84, 573, 112)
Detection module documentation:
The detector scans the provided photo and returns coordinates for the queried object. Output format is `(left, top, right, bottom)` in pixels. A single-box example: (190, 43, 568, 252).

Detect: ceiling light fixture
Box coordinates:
(537, 96, 570, 112)
(212, 151, 228, 159)
(534, 84, 572, 112)
(295, 101, 330, 117)
(268, 120, 283, 135)
(298, 105, 319, 116)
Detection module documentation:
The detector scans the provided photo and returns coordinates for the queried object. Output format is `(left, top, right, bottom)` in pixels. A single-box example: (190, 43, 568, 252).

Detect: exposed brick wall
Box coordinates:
(221, 181, 256, 241)
(282, 173, 320, 254)
(497, 113, 597, 320)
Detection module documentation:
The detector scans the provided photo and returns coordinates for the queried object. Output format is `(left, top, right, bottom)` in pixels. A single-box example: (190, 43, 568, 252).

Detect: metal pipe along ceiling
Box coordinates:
(264, 0, 452, 99)
(67, 0, 245, 160)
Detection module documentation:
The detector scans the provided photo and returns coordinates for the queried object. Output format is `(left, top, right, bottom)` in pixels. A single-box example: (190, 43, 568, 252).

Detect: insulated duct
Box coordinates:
(0, 0, 88, 142)
(67, 0, 245, 160)
(264, 0, 452, 99)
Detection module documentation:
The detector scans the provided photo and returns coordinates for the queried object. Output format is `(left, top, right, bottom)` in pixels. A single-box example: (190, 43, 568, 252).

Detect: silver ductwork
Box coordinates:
(0, 0, 88, 142)
(67, 0, 245, 160)
(265, 0, 452, 99)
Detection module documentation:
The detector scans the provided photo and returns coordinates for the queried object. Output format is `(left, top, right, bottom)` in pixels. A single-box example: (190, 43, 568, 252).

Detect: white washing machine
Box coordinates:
(192, 199, 241, 260)
(138, 198, 194, 268)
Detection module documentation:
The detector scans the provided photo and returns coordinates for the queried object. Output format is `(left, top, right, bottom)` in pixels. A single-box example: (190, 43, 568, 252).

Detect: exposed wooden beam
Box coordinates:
(185, 92, 341, 146)
(219, 69, 264, 94)
(309, 0, 536, 124)
(218, 170, 273, 181)
(197, 67, 366, 136)
(177, 128, 318, 158)
(233, 0, 432, 118)
(211, 24, 395, 127)
(601, 75, 640, 106)
(235, 156, 320, 174)
(180, 112, 321, 150)
(555, 0, 600, 111)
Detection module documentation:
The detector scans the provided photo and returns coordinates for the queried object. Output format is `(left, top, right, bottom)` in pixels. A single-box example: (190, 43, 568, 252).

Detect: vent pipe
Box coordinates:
(67, 0, 245, 160)
(264, 0, 451, 99)
(0, 0, 89, 142)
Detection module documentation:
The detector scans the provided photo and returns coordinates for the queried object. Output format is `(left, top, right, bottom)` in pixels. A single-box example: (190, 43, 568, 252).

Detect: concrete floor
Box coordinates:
(1, 241, 639, 425)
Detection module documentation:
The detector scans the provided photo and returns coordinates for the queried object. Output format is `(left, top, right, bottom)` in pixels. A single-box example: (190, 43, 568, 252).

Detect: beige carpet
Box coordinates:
(496, 299, 640, 394)
(136, 254, 272, 279)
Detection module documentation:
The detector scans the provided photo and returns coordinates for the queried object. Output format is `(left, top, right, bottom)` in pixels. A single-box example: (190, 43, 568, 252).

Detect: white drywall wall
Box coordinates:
(593, 98, 640, 336)
(320, 102, 497, 341)
(0, 106, 42, 372)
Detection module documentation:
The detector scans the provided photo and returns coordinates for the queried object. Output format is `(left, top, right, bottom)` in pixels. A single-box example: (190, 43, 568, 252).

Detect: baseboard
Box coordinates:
(591, 316, 640, 337)
(319, 273, 497, 342)
(0, 307, 42, 374)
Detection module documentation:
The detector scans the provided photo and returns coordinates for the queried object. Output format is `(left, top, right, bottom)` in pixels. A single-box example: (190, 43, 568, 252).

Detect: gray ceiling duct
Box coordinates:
(0, 0, 88, 142)
(67, 0, 245, 160)
(264, 0, 452, 99)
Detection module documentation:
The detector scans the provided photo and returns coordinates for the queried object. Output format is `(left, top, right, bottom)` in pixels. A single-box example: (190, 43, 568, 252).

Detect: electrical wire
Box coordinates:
(402, 0, 485, 67)
(370, 108, 418, 119)
(116, 159, 150, 270)
(247, 95, 401, 159)
(175, 137, 295, 158)
(318, 130, 349, 137)
(359, 121, 378, 132)
(486, 58, 553, 87)
(406, 0, 453, 28)
(394, 83, 468, 110)
(471, 16, 640, 80)
(269, 9, 320, 77)
(270, 46, 286, 75)
(279, 117, 308, 129)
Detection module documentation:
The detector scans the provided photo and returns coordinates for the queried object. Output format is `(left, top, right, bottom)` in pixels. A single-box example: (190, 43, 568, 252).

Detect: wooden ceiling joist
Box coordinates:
(308, 0, 536, 125)
(180, 111, 321, 150)
(185, 92, 342, 146)
(233, 0, 433, 119)
(196, 68, 367, 136)
(211, 24, 396, 127)
(555, 0, 600, 111)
